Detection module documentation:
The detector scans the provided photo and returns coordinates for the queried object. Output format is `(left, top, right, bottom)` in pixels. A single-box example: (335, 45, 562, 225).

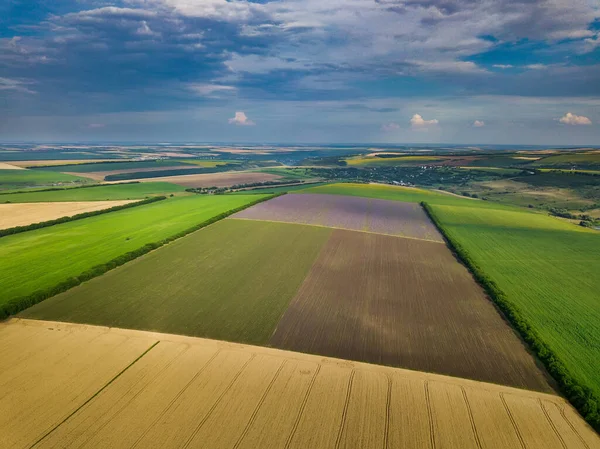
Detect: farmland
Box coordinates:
(0, 200, 134, 230)
(3, 319, 598, 449)
(21, 219, 331, 344)
(0, 194, 266, 312)
(232, 193, 444, 241)
(0, 182, 186, 202)
(269, 228, 551, 391)
(427, 203, 600, 400)
(0, 169, 91, 191)
(131, 171, 283, 187)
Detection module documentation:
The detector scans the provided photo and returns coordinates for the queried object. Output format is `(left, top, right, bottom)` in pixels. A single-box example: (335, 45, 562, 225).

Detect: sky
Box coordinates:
(1, 0, 600, 145)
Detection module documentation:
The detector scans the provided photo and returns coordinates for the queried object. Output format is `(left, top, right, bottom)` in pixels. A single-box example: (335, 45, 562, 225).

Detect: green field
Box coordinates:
(0, 169, 91, 191)
(533, 153, 600, 168)
(36, 159, 193, 172)
(230, 181, 330, 195)
(21, 219, 331, 344)
(345, 155, 441, 166)
(0, 195, 266, 308)
(259, 168, 315, 180)
(181, 159, 242, 167)
(300, 182, 516, 209)
(0, 182, 186, 202)
(428, 204, 600, 401)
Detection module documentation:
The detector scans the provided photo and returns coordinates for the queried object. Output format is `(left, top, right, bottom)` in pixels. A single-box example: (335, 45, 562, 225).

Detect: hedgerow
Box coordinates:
(421, 201, 600, 432)
(0, 193, 282, 320)
(0, 195, 166, 238)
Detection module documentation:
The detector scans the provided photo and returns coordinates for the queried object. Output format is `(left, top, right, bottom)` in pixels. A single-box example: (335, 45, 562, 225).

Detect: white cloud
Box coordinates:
(188, 83, 236, 96)
(408, 60, 487, 74)
(0, 77, 35, 94)
(381, 122, 400, 132)
(559, 112, 592, 125)
(410, 113, 438, 130)
(493, 64, 513, 69)
(525, 64, 547, 70)
(473, 120, 485, 127)
(228, 111, 255, 126)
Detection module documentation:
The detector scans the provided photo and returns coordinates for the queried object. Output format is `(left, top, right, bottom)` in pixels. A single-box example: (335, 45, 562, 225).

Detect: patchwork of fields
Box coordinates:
(4, 179, 600, 441)
(0, 200, 134, 230)
(0, 195, 267, 311)
(123, 171, 283, 187)
(2, 320, 597, 449)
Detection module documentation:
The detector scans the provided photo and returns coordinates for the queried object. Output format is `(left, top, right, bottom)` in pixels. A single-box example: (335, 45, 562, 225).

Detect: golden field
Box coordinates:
(1, 319, 598, 449)
(0, 201, 134, 230)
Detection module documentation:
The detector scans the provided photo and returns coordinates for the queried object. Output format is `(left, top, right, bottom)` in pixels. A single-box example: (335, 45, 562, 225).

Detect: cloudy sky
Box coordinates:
(1, 0, 599, 144)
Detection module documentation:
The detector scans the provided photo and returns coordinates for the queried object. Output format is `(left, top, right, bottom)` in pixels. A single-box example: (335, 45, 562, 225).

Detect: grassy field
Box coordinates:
(301, 182, 516, 208)
(0, 195, 266, 309)
(6, 320, 596, 449)
(21, 220, 331, 344)
(0, 182, 186, 202)
(345, 155, 442, 166)
(428, 204, 600, 400)
(37, 159, 193, 172)
(0, 169, 91, 191)
(229, 182, 330, 194)
(181, 159, 242, 167)
(533, 152, 600, 168)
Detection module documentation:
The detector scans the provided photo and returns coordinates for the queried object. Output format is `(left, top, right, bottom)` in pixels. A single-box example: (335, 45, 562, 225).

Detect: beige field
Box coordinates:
(0, 200, 134, 230)
(1, 319, 598, 449)
(122, 171, 282, 188)
(0, 162, 25, 170)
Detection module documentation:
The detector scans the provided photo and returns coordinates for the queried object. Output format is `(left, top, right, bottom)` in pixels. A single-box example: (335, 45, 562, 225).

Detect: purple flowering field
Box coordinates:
(230, 193, 443, 242)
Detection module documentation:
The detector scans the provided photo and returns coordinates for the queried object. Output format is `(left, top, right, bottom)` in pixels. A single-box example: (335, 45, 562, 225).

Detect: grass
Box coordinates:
(345, 155, 441, 166)
(0, 182, 186, 202)
(21, 219, 331, 345)
(458, 166, 523, 175)
(300, 182, 516, 209)
(228, 182, 330, 195)
(426, 203, 600, 426)
(0, 195, 266, 309)
(259, 168, 315, 180)
(181, 159, 242, 167)
(0, 169, 91, 191)
(37, 159, 193, 172)
(533, 153, 600, 167)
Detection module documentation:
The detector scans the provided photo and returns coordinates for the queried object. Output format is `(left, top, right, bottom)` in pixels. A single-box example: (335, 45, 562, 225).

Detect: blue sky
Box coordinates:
(1, 0, 599, 144)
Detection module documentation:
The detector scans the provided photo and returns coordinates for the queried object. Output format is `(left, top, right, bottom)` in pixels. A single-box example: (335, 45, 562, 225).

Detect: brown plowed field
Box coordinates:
(121, 171, 282, 188)
(231, 193, 444, 242)
(0, 200, 134, 230)
(269, 229, 552, 392)
(2, 319, 597, 449)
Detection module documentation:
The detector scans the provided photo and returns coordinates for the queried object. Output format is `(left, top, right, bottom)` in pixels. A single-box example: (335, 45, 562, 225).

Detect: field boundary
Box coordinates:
(0, 196, 166, 238)
(0, 180, 141, 196)
(0, 193, 282, 320)
(421, 201, 600, 432)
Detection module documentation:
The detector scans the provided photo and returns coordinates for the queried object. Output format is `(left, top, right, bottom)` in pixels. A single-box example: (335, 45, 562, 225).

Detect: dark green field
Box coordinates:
(0, 182, 186, 202)
(0, 170, 91, 191)
(21, 219, 331, 344)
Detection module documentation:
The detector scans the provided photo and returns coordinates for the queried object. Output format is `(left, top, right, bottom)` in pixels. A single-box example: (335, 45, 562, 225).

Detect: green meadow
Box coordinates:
(0, 195, 266, 309)
(0, 182, 186, 202)
(0, 169, 91, 191)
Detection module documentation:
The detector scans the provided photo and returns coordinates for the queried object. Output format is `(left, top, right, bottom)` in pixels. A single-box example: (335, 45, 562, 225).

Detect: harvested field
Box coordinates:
(270, 229, 552, 391)
(21, 220, 330, 344)
(0, 162, 25, 170)
(2, 319, 598, 449)
(125, 171, 282, 187)
(232, 193, 444, 242)
(0, 200, 134, 230)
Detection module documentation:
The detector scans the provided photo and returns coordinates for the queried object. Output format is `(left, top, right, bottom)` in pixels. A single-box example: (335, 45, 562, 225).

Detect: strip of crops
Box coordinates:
(0, 194, 273, 318)
(0, 196, 166, 237)
(422, 202, 600, 431)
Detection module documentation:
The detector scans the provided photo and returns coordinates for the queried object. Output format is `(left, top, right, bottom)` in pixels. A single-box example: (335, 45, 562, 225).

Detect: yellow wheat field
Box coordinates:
(0, 201, 134, 230)
(1, 319, 598, 449)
